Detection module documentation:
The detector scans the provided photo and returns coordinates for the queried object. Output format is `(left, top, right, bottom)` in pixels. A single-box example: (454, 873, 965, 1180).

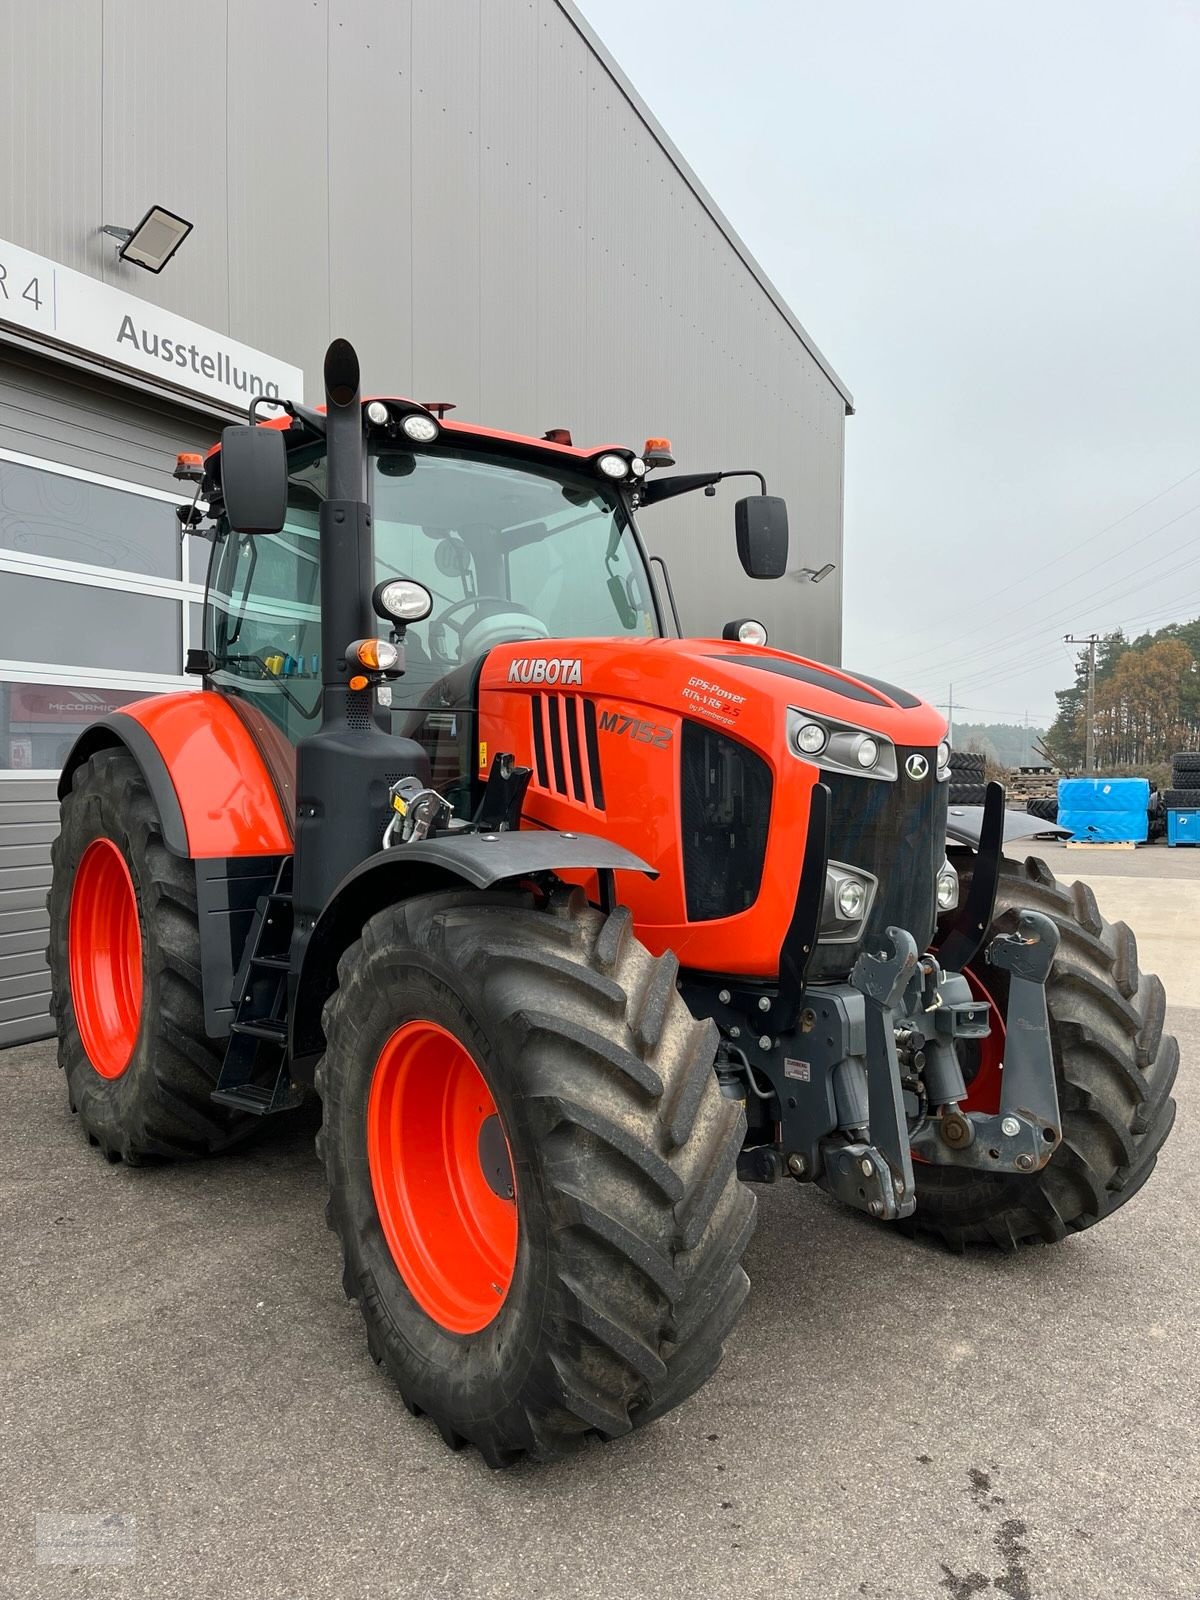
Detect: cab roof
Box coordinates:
(201, 397, 634, 473)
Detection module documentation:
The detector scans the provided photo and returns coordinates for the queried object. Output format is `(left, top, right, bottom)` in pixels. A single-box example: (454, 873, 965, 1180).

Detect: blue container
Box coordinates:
(1167, 809, 1200, 846)
(1057, 777, 1149, 843)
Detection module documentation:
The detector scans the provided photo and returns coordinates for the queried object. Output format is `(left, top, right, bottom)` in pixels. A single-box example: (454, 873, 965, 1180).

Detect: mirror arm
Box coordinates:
(641, 467, 768, 507)
(717, 469, 768, 496)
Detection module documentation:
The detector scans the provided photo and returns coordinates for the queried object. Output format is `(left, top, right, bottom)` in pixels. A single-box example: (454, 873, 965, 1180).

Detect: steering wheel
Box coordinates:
(429, 595, 547, 662)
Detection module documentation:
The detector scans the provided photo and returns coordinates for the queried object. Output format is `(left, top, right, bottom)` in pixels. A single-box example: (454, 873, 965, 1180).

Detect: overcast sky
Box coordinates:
(582, 0, 1200, 727)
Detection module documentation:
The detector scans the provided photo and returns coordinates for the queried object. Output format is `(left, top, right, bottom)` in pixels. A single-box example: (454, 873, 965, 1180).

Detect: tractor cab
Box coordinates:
(201, 418, 664, 755)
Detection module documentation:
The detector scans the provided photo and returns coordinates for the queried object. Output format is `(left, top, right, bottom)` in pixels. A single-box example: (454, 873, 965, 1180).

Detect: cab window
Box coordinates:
(205, 442, 659, 743)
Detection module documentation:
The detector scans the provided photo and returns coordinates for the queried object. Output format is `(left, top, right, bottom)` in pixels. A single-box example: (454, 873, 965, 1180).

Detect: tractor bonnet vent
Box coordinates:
(528, 694, 605, 811)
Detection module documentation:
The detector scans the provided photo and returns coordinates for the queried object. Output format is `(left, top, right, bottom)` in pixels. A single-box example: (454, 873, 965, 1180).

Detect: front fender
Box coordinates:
(946, 804, 1068, 848)
(289, 830, 655, 1075)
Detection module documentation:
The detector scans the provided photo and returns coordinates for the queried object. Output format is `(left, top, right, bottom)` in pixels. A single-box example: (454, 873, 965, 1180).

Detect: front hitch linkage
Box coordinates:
(908, 909, 1062, 1176)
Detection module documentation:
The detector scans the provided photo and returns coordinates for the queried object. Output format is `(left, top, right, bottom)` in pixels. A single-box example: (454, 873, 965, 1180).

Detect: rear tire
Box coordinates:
(913, 853, 1178, 1249)
(48, 747, 256, 1161)
(316, 887, 754, 1465)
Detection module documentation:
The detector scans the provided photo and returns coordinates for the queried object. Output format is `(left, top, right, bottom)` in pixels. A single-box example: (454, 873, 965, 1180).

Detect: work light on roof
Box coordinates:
(366, 401, 390, 425)
(596, 453, 628, 479)
(100, 205, 193, 273)
(401, 414, 439, 444)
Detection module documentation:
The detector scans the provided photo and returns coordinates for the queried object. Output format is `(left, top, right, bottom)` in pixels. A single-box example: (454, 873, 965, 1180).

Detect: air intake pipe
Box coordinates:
(318, 338, 376, 733)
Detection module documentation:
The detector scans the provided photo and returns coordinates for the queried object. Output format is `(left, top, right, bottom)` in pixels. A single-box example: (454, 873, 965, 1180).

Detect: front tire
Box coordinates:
(316, 888, 754, 1465)
(914, 853, 1178, 1249)
(48, 747, 256, 1161)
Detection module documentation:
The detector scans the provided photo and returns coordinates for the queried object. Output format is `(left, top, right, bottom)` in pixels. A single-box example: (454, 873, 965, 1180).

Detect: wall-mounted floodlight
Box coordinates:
(794, 563, 836, 583)
(100, 205, 193, 273)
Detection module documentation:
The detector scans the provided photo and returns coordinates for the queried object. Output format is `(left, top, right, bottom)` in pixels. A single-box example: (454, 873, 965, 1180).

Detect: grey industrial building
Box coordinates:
(0, 0, 851, 1046)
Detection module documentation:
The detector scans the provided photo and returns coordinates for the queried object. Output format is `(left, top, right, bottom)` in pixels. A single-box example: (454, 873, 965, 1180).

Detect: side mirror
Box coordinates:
(219, 424, 288, 533)
(734, 495, 789, 579)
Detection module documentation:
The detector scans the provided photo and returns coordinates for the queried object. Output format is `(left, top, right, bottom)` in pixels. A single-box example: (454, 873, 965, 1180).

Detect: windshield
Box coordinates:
(205, 444, 658, 741)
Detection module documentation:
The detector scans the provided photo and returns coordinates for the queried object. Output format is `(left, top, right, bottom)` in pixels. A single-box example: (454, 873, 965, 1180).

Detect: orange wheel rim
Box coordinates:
(959, 964, 1006, 1115)
(367, 1020, 518, 1334)
(68, 838, 143, 1079)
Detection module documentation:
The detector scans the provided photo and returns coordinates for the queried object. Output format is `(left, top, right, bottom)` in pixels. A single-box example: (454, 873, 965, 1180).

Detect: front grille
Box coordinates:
(681, 721, 772, 921)
(807, 745, 947, 981)
(529, 694, 605, 810)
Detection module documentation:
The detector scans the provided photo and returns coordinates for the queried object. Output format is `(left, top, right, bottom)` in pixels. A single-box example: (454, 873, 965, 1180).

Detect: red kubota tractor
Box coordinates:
(49, 340, 1178, 1465)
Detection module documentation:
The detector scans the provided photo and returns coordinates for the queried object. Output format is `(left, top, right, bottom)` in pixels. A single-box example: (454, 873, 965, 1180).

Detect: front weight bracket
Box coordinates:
(987, 909, 1062, 1156)
(848, 927, 918, 1218)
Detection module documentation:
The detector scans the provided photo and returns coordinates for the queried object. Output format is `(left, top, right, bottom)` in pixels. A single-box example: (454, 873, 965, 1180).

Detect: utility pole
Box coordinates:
(1065, 634, 1100, 773)
(947, 682, 953, 743)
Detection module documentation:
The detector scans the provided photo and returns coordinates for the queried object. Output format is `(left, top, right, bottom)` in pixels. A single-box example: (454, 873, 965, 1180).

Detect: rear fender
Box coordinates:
(289, 830, 654, 1079)
(58, 693, 292, 858)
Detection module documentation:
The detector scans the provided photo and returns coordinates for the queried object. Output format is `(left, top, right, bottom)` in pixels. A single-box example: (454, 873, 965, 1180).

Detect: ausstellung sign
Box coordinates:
(0, 235, 303, 412)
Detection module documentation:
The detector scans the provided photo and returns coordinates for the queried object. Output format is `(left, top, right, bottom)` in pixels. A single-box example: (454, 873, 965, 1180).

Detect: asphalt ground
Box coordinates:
(2, 846, 1196, 1599)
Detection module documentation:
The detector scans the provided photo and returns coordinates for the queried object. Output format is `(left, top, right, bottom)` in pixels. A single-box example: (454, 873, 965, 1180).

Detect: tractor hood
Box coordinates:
(477, 635, 949, 981)
(481, 636, 947, 752)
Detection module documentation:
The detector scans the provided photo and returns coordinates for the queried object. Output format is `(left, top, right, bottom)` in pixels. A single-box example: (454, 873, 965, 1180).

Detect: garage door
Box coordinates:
(0, 344, 221, 1047)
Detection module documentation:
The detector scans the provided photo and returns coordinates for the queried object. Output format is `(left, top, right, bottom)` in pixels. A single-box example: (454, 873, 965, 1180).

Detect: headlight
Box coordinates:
(936, 862, 960, 911)
(794, 721, 828, 756)
(820, 861, 878, 942)
(401, 413, 439, 443)
(785, 710, 899, 782)
(837, 879, 866, 919)
(596, 452, 629, 479)
(373, 578, 434, 623)
(937, 740, 951, 779)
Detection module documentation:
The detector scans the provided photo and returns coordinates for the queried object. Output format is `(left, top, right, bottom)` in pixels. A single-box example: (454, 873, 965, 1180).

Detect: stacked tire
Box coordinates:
(948, 749, 987, 807)
(1162, 751, 1200, 814)
(1026, 796, 1059, 825)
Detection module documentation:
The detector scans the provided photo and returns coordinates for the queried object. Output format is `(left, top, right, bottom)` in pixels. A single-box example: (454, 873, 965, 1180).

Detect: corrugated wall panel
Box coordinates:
(0, 779, 56, 1046)
(410, 1, 483, 416)
(328, 0, 415, 398)
(225, 0, 331, 390)
(99, 0, 230, 328)
(0, 3, 103, 276)
(477, 1, 542, 429)
(534, 9, 591, 434)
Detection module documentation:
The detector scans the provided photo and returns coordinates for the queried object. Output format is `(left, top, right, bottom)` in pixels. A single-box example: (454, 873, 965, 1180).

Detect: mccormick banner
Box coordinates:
(0, 234, 303, 413)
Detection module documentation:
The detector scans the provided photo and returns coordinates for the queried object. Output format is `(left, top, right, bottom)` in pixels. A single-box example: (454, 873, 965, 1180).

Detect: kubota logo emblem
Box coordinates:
(507, 657, 583, 686)
(905, 754, 930, 781)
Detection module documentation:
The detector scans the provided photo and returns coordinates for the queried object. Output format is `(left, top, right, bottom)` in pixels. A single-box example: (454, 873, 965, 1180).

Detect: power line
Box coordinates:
(904, 600, 1200, 738)
(905, 533, 1200, 696)
(942, 586, 1200, 701)
(885, 492, 1200, 678)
